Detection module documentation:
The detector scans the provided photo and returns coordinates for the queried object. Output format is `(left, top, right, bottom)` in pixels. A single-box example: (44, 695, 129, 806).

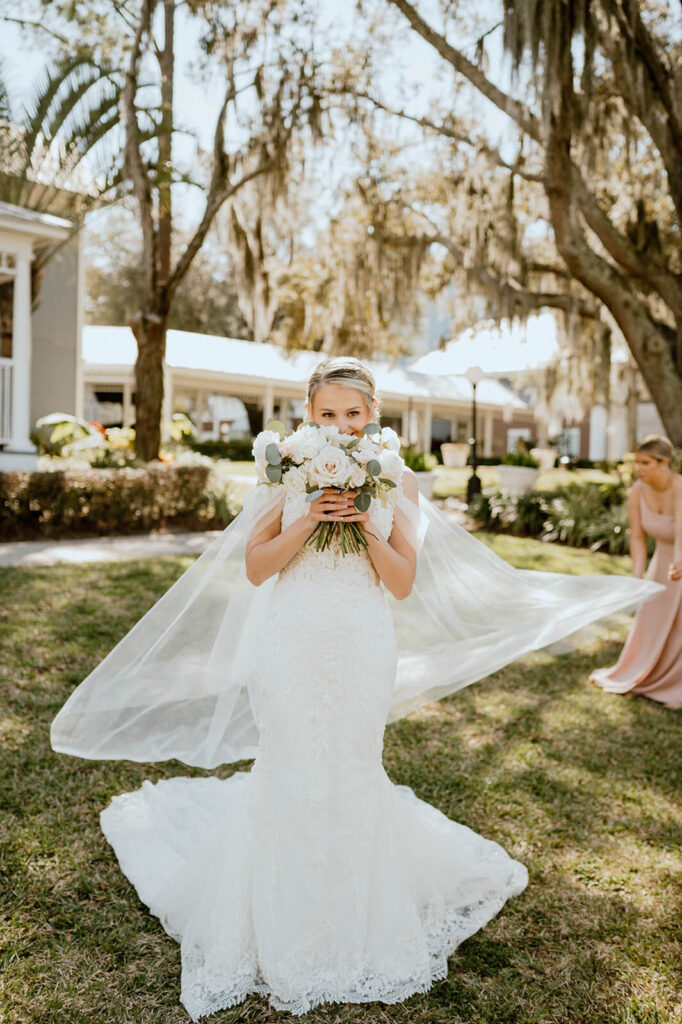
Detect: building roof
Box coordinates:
(411, 312, 559, 375)
(0, 199, 72, 242)
(83, 325, 528, 412)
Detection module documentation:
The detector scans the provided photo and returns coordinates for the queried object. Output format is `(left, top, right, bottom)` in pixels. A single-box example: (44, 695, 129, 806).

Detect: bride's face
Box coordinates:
(307, 384, 375, 436)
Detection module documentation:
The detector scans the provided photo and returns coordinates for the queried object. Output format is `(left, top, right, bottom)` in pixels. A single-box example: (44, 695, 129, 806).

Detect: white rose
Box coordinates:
(317, 424, 341, 444)
(350, 436, 380, 464)
(380, 450, 404, 483)
(252, 429, 281, 467)
(282, 425, 325, 463)
(348, 462, 367, 489)
(380, 426, 401, 452)
(308, 445, 353, 488)
(282, 465, 307, 494)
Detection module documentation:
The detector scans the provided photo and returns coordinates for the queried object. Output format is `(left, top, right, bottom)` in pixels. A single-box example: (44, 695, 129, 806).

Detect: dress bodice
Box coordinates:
(278, 488, 397, 591)
(640, 493, 675, 545)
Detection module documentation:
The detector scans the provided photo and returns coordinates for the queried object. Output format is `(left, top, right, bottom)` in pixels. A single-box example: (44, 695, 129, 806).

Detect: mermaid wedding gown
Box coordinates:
(100, 489, 528, 1019)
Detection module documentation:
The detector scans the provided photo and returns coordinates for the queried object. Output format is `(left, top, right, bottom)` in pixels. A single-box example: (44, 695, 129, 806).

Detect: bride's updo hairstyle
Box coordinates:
(306, 357, 380, 422)
(636, 435, 674, 461)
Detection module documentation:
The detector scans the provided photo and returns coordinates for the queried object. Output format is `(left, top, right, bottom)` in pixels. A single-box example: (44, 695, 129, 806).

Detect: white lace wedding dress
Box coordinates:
(100, 489, 528, 1020)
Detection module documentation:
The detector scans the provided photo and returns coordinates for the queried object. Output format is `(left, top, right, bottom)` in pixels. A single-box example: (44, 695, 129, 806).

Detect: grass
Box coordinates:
(1, 536, 681, 1024)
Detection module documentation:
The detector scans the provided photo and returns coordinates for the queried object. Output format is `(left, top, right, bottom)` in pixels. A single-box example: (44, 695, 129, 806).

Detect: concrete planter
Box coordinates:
(530, 447, 556, 472)
(440, 442, 470, 468)
(414, 470, 436, 500)
(496, 465, 541, 494)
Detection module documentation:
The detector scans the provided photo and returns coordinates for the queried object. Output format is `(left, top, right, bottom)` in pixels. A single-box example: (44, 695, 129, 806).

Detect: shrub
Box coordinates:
(500, 451, 540, 468)
(189, 438, 254, 461)
(0, 465, 237, 540)
(401, 448, 439, 472)
(469, 480, 633, 554)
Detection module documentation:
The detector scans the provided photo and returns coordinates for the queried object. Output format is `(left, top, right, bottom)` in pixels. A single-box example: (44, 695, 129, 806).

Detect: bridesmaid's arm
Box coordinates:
(627, 484, 648, 579)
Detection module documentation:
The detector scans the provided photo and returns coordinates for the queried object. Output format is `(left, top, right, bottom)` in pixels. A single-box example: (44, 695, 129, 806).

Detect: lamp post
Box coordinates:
(465, 365, 484, 505)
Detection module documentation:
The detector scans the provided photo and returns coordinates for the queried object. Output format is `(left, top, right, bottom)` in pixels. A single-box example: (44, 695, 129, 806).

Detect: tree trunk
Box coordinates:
(132, 316, 168, 461)
(158, 0, 174, 288)
(544, 92, 682, 446)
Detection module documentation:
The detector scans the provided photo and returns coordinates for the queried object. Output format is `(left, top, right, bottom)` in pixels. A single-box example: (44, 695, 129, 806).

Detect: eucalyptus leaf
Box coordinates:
(265, 464, 282, 483)
(363, 423, 381, 435)
(306, 489, 324, 502)
(265, 443, 282, 466)
(264, 420, 286, 436)
(378, 478, 397, 488)
(367, 459, 382, 476)
(344, 437, 360, 449)
(354, 492, 372, 513)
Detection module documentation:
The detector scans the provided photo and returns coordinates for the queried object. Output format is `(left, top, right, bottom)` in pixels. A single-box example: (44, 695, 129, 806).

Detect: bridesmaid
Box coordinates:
(591, 435, 681, 708)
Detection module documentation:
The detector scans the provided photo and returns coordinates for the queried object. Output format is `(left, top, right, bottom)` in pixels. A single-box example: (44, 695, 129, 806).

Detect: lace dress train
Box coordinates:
(100, 491, 528, 1019)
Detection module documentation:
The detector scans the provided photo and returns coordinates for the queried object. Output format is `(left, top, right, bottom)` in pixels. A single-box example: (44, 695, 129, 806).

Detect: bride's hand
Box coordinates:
(307, 489, 370, 523)
(668, 561, 681, 581)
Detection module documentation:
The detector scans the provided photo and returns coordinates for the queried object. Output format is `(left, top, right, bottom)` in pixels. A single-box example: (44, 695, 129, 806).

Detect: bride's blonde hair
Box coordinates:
(636, 435, 674, 461)
(306, 357, 380, 420)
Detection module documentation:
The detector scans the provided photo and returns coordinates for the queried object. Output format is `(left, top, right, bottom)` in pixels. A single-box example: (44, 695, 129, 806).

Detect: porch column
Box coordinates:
(263, 383, 275, 426)
(122, 381, 134, 429)
(7, 251, 35, 460)
(401, 407, 410, 444)
(420, 404, 432, 453)
(483, 411, 494, 457)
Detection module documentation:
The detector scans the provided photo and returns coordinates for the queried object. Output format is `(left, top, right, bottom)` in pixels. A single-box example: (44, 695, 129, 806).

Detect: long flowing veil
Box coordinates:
(51, 484, 661, 768)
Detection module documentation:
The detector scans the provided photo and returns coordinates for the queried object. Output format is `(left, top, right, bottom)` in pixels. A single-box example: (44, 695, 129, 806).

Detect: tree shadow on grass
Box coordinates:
(2, 562, 681, 1023)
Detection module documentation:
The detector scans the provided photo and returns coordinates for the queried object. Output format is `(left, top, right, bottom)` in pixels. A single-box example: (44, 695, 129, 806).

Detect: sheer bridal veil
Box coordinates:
(51, 483, 660, 768)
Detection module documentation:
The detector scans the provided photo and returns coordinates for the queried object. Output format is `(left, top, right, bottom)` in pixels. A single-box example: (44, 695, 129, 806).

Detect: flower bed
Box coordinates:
(0, 464, 238, 540)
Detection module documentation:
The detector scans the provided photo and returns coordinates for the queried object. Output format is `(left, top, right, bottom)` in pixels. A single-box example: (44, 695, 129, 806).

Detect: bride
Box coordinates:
(51, 358, 660, 1020)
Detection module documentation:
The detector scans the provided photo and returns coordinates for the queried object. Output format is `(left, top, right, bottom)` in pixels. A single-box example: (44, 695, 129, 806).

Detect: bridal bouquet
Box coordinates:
(252, 421, 404, 555)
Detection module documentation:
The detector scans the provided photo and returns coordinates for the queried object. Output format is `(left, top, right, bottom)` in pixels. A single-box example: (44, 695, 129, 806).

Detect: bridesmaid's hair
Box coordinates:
(306, 358, 380, 420)
(636, 435, 674, 461)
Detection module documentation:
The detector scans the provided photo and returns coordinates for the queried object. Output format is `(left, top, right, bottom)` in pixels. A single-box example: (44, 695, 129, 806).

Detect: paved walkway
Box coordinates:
(0, 531, 223, 567)
(0, 499, 470, 568)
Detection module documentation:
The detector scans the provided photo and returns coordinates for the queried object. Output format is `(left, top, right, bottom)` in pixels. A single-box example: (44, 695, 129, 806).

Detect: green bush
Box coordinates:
(189, 438, 254, 460)
(0, 465, 238, 540)
(501, 451, 540, 468)
(470, 480, 633, 554)
(401, 448, 438, 472)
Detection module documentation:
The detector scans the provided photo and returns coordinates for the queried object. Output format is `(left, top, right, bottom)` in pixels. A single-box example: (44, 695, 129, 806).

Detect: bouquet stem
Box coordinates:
(307, 521, 369, 556)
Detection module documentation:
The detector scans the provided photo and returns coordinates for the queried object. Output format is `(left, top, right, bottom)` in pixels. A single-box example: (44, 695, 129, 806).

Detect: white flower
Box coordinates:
(282, 465, 307, 494)
(350, 436, 380, 464)
(348, 462, 367, 489)
(281, 424, 326, 464)
(380, 426, 401, 452)
(380, 450, 404, 483)
(317, 424, 341, 444)
(252, 429, 281, 467)
(308, 445, 353, 488)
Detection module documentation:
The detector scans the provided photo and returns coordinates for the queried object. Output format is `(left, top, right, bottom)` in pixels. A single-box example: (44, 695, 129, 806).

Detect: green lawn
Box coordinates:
(1, 537, 680, 1024)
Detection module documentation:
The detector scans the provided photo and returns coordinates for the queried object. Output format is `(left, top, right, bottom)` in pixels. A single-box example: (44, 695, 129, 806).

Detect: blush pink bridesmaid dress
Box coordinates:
(591, 495, 682, 708)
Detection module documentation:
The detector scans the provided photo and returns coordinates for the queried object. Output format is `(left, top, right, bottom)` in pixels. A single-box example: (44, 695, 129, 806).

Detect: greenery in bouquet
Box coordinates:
(252, 420, 404, 555)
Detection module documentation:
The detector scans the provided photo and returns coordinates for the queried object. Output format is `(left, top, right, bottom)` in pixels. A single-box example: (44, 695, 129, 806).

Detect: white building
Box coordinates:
(81, 325, 532, 456)
(0, 201, 84, 470)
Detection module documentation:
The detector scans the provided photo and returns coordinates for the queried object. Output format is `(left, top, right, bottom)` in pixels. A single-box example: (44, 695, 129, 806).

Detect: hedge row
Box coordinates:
(0, 465, 237, 539)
